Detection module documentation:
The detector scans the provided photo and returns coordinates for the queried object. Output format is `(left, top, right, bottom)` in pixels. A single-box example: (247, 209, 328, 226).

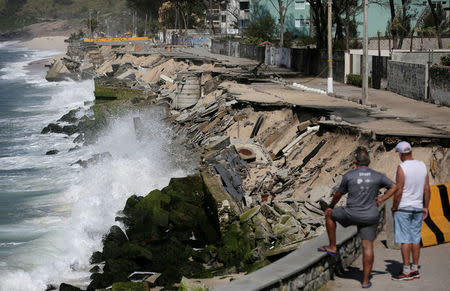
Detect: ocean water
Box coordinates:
(0, 42, 192, 290)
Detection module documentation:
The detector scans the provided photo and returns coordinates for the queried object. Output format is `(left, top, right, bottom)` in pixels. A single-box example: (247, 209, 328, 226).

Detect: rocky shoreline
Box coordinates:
(40, 40, 449, 291)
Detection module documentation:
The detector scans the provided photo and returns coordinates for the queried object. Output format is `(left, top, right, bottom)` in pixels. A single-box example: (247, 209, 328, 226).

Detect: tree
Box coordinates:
(423, 2, 448, 48)
(86, 17, 99, 36)
(268, 0, 295, 47)
(126, 0, 164, 19)
(244, 13, 277, 43)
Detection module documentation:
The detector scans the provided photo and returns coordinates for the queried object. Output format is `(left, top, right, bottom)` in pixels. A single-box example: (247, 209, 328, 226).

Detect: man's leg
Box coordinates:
(401, 243, 411, 270)
(324, 212, 337, 253)
(412, 243, 420, 265)
(361, 239, 374, 287)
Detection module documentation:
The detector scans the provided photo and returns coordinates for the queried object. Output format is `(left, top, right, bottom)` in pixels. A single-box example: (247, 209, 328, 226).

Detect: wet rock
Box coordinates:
(58, 109, 78, 123)
(41, 123, 63, 134)
(45, 285, 57, 291)
(90, 251, 104, 264)
(62, 125, 79, 136)
(59, 283, 81, 291)
(46, 149, 59, 155)
(68, 145, 81, 152)
(89, 265, 101, 273)
(111, 282, 149, 291)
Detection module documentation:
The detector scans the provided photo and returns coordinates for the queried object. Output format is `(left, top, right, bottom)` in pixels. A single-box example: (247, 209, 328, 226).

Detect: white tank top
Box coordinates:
(398, 160, 427, 209)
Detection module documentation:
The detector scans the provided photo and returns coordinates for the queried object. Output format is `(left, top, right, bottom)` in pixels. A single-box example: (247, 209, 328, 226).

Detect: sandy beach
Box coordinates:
(19, 36, 68, 51)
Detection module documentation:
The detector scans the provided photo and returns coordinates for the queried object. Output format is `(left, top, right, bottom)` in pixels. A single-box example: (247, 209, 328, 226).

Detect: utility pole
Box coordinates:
(327, 0, 333, 94)
(144, 14, 148, 36)
(362, 0, 368, 105)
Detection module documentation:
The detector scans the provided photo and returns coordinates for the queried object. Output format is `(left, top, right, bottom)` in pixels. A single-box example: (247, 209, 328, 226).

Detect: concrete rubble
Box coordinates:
(48, 41, 450, 289)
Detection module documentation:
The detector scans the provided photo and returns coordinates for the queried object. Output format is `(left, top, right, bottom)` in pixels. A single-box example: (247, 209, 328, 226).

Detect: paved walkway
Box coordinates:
(320, 229, 450, 291)
(286, 77, 450, 138)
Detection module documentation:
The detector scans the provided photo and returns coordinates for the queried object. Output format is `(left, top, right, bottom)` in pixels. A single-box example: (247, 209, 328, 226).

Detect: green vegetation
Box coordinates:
(441, 55, 450, 66)
(0, 0, 128, 33)
(243, 13, 277, 45)
(346, 74, 371, 88)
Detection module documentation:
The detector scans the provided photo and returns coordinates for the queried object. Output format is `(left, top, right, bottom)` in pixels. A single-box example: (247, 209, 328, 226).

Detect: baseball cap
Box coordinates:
(395, 141, 412, 153)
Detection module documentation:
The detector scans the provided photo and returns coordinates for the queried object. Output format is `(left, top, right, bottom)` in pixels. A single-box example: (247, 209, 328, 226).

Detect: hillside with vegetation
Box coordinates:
(0, 0, 128, 33)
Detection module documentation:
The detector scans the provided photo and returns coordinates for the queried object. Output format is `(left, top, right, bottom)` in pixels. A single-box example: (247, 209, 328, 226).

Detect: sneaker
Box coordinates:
(409, 270, 420, 279)
(392, 272, 414, 281)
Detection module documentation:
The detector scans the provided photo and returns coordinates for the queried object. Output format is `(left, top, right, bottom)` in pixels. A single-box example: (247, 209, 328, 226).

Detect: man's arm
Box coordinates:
(392, 166, 405, 212)
(423, 174, 431, 220)
(376, 184, 397, 207)
(325, 191, 343, 217)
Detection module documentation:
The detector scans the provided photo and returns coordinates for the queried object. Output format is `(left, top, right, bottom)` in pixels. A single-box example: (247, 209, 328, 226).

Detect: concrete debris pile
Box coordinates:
(167, 80, 370, 258)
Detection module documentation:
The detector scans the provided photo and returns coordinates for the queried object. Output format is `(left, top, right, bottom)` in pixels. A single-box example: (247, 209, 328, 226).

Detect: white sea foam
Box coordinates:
(1, 111, 193, 291)
(0, 45, 195, 290)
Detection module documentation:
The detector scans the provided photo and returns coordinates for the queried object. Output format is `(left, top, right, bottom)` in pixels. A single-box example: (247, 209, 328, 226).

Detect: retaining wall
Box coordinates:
(429, 65, 450, 107)
(215, 206, 385, 291)
(387, 61, 426, 100)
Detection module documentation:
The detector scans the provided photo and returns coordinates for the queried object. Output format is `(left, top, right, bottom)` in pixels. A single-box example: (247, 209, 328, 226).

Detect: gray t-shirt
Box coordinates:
(338, 166, 394, 224)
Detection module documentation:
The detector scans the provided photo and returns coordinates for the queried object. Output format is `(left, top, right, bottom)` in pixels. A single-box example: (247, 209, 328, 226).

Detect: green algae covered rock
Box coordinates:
(88, 175, 222, 290)
(111, 281, 148, 291)
(179, 276, 210, 291)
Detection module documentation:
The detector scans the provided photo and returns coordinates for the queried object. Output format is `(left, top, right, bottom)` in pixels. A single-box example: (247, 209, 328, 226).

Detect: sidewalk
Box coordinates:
(320, 229, 450, 291)
(284, 77, 450, 138)
(225, 76, 450, 139)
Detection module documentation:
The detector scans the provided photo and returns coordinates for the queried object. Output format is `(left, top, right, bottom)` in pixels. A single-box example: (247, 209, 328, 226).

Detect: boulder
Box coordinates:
(62, 125, 79, 136)
(59, 283, 81, 291)
(41, 123, 63, 134)
(45, 150, 59, 155)
(179, 276, 209, 291)
(58, 109, 79, 123)
(111, 282, 148, 291)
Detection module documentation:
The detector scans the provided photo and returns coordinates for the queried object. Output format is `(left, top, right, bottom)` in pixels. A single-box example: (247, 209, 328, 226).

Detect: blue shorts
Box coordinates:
(394, 207, 423, 244)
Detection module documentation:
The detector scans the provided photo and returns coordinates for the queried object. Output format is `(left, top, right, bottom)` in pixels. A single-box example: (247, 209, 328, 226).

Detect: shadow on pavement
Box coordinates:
(385, 259, 403, 276)
(335, 266, 387, 284)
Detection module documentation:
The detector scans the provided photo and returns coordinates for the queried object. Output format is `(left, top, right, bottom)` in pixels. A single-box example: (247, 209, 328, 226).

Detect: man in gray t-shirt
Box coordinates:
(318, 147, 396, 289)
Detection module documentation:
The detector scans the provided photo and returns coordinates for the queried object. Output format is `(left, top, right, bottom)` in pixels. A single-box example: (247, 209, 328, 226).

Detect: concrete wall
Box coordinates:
(265, 47, 291, 68)
(391, 51, 450, 65)
(387, 61, 426, 100)
(429, 66, 450, 107)
(216, 207, 385, 291)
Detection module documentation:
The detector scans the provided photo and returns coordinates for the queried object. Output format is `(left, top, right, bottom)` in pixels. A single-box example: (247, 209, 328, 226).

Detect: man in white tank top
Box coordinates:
(379, 141, 430, 281)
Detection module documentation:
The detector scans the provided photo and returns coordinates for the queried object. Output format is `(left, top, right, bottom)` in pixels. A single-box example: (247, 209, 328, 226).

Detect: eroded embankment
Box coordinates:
(43, 43, 450, 291)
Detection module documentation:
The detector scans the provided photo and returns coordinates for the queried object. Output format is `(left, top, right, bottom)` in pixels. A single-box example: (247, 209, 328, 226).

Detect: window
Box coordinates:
(239, 19, 250, 28)
(222, 15, 226, 22)
(240, 1, 250, 10)
(295, 18, 310, 28)
(295, 0, 306, 9)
